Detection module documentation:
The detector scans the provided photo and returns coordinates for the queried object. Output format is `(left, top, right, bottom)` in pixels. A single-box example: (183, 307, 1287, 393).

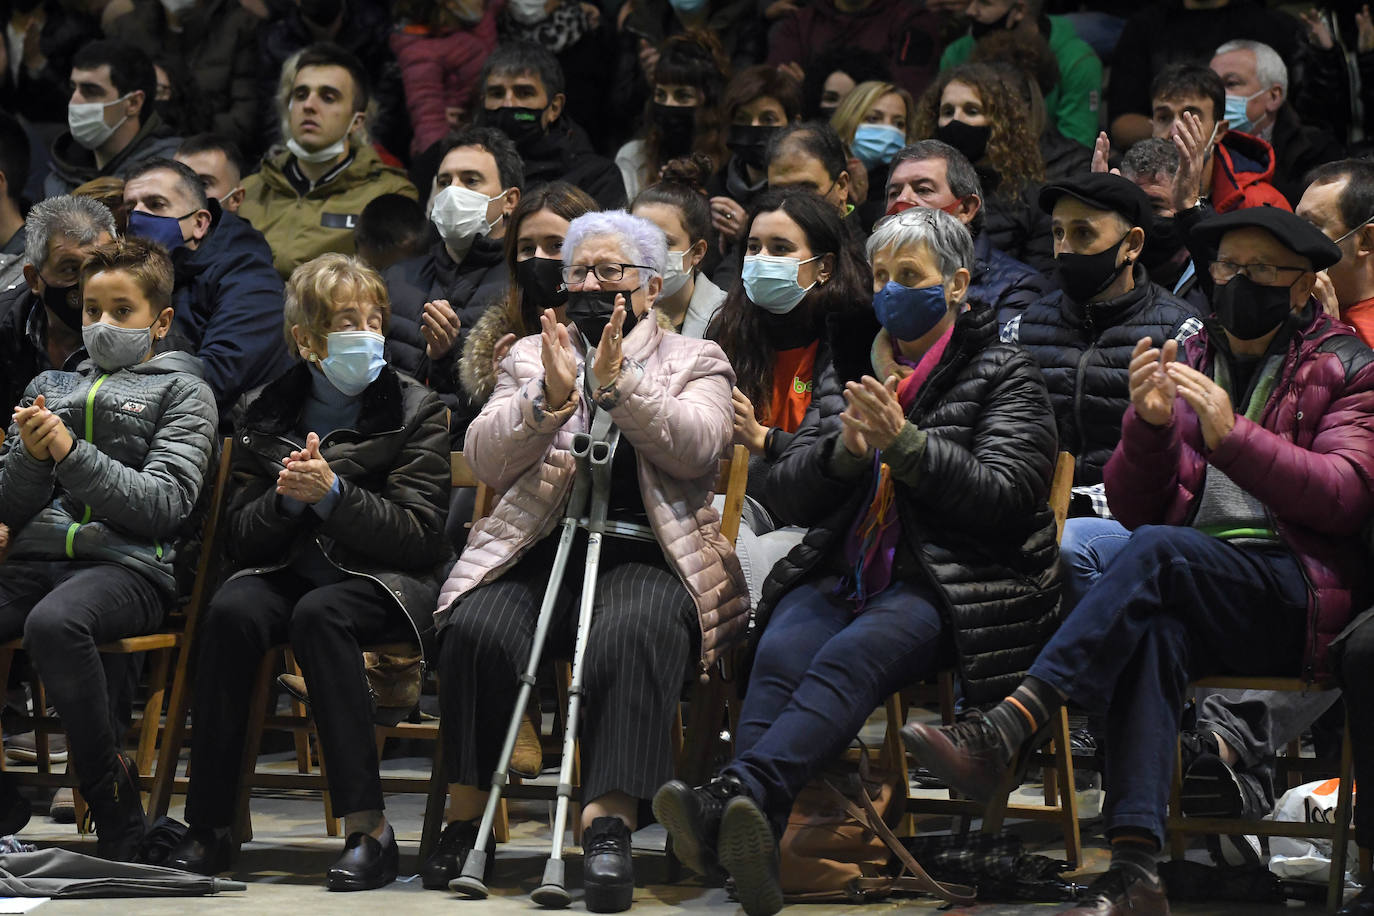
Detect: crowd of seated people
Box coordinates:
(0, 1, 1373, 915)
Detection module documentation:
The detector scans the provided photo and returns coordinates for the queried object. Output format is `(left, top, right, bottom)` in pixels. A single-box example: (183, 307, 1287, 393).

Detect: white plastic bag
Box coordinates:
(1266, 777, 1357, 884)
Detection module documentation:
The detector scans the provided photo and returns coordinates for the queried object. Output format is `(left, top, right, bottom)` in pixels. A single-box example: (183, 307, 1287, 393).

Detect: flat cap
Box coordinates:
(1038, 172, 1153, 235)
(1188, 205, 1342, 271)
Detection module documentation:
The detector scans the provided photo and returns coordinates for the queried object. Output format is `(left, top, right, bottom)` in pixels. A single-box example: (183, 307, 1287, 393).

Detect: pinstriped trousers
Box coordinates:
(437, 532, 698, 802)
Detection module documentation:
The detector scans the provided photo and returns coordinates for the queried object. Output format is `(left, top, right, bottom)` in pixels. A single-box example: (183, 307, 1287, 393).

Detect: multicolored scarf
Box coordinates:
(838, 325, 955, 610)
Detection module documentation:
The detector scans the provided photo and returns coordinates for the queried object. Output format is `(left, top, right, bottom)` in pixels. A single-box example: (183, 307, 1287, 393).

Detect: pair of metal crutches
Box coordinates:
(451, 406, 654, 907)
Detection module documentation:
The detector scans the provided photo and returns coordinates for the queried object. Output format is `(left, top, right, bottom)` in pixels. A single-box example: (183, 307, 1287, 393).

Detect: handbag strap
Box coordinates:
(822, 778, 976, 907)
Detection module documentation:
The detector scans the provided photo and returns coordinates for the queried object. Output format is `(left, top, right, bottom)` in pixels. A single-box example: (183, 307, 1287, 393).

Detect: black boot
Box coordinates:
(582, 816, 634, 913)
(652, 775, 747, 878)
(84, 753, 147, 862)
(419, 818, 477, 890)
(165, 825, 233, 875)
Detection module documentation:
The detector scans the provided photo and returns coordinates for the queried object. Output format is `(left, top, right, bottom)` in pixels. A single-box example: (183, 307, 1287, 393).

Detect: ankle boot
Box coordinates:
(84, 753, 147, 862)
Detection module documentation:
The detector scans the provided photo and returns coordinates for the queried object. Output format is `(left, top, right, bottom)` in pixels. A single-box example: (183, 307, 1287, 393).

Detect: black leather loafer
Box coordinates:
(165, 825, 233, 875)
(420, 819, 478, 890)
(326, 825, 399, 891)
(582, 816, 634, 913)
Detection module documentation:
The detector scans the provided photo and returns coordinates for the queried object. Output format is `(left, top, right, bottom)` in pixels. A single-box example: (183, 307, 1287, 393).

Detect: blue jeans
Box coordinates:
(1060, 517, 1132, 614)
(724, 575, 944, 825)
(1028, 525, 1308, 846)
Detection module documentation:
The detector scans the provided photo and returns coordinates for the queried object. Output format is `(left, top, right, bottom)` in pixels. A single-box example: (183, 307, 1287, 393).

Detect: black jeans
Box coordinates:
(184, 570, 410, 827)
(0, 561, 164, 793)
(437, 532, 697, 803)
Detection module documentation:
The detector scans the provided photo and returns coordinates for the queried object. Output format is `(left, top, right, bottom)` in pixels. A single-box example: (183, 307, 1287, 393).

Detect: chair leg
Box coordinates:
(234, 652, 277, 845)
(134, 648, 172, 800)
(316, 735, 340, 838)
(419, 727, 447, 863)
(1329, 711, 1355, 913)
(1051, 707, 1081, 868)
(286, 652, 312, 775)
(74, 790, 89, 836)
(34, 678, 49, 774)
(1168, 738, 1187, 860)
(0, 648, 14, 775)
(149, 644, 194, 819)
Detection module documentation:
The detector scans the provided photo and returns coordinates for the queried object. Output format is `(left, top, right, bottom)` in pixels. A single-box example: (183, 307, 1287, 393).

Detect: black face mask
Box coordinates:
(515, 256, 567, 312)
(969, 8, 1013, 39)
(299, 0, 343, 26)
(566, 288, 640, 345)
(1141, 216, 1186, 270)
(486, 106, 547, 150)
(1056, 235, 1130, 304)
(42, 282, 82, 331)
(1212, 274, 1295, 341)
(727, 124, 780, 172)
(651, 103, 697, 157)
(935, 120, 991, 164)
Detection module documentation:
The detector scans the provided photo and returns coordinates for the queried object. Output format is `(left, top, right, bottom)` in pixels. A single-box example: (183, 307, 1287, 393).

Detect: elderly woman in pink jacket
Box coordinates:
(424, 210, 747, 912)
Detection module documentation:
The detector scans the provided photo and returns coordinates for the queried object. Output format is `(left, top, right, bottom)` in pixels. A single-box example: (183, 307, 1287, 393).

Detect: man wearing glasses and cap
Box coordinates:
(904, 204, 1374, 916)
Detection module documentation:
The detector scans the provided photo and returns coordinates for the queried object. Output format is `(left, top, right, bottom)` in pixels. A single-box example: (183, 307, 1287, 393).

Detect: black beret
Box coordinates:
(1188, 205, 1343, 271)
(1038, 172, 1153, 236)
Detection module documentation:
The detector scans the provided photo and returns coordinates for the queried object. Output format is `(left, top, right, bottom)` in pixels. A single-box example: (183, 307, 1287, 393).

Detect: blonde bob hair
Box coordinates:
(829, 81, 918, 147)
(283, 253, 390, 356)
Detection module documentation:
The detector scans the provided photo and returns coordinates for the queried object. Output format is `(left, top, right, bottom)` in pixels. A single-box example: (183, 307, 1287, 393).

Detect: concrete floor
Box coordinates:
(4, 748, 1342, 915)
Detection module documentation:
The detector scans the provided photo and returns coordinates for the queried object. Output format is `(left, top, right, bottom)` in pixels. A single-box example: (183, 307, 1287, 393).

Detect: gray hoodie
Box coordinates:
(0, 350, 219, 597)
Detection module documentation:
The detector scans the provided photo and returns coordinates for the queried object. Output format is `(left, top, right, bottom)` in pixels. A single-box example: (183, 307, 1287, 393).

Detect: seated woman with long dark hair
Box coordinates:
(656, 208, 1062, 916)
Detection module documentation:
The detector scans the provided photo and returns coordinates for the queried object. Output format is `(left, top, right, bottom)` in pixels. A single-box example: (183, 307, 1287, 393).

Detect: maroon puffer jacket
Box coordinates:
(1105, 309, 1374, 679)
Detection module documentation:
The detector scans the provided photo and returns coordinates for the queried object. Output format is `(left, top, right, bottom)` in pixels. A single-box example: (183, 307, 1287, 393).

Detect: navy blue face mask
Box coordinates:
(127, 209, 193, 252)
(872, 280, 948, 342)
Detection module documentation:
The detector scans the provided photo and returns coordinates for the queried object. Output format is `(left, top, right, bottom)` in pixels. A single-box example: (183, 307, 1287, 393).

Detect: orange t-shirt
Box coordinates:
(1341, 299, 1374, 348)
(763, 342, 819, 434)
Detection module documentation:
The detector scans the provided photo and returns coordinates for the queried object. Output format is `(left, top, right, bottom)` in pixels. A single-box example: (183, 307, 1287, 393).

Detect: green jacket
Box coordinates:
(239, 143, 418, 279)
(940, 16, 1102, 148)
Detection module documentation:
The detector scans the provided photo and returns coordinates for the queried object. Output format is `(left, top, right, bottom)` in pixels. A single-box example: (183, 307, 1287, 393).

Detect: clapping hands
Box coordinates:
(277, 432, 335, 503)
(13, 395, 73, 462)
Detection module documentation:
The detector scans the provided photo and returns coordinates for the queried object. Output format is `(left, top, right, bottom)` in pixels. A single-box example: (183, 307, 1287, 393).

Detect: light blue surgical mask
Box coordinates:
(668, 0, 708, 15)
(851, 123, 906, 169)
(319, 330, 385, 396)
(1223, 89, 1265, 135)
(742, 254, 820, 314)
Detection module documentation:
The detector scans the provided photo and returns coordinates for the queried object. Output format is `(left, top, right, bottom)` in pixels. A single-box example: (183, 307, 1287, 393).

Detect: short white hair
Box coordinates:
(1215, 39, 1287, 98)
(866, 207, 974, 282)
(562, 210, 666, 279)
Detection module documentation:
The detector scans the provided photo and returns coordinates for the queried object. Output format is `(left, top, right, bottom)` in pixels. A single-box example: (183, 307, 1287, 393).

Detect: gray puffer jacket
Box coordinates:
(0, 351, 219, 598)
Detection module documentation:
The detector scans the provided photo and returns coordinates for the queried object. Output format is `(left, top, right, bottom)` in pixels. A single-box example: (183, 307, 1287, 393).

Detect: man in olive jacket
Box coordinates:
(239, 43, 417, 279)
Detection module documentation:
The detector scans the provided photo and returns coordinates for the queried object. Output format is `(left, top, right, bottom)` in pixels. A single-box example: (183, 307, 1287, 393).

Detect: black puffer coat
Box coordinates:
(226, 363, 451, 658)
(382, 238, 509, 446)
(983, 185, 1055, 277)
(752, 302, 1062, 707)
(1009, 264, 1201, 487)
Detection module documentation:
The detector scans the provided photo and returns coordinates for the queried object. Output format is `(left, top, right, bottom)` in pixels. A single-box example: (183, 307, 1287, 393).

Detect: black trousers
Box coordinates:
(184, 569, 410, 826)
(437, 532, 697, 803)
(0, 561, 164, 793)
(1335, 609, 1374, 848)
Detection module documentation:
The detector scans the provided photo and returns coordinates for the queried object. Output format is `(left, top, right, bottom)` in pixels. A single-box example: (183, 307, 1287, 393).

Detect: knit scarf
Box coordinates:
(838, 325, 954, 610)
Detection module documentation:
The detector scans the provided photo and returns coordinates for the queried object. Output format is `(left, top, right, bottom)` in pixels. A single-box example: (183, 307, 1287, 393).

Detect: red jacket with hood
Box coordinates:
(1209, 129, 1292, 214)
(1104, 309, 1374, 680)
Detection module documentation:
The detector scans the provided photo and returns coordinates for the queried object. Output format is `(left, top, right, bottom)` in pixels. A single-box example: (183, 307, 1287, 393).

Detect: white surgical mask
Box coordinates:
(158, 0, 197, 13)
(507, 0, 548, 24)
(287, 134, 350, 164)
(660, 249, 693, 298)
(430, 185, 509, 247)
(68, 94, 132, 151)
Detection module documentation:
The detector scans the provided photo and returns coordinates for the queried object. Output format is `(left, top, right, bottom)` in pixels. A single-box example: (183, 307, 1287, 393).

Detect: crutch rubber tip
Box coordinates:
(531, 862, 571, 910)
(449, 850, 491, 899)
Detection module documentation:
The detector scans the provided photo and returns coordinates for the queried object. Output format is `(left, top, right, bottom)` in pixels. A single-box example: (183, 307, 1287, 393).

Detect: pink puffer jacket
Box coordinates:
(435, 312, 749, 672)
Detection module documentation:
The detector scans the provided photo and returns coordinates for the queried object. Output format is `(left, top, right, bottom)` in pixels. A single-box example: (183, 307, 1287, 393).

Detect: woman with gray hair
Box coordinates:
(654, 207, 1063, 916)
(426, 210, 746, 911)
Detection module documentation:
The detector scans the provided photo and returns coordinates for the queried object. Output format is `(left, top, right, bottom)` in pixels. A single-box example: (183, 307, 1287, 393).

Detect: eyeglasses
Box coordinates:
(1208, 260, 1309, 285)
(561, 263, 653, 285)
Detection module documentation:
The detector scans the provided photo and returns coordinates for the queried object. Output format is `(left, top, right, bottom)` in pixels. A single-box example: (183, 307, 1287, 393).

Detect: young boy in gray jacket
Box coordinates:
(0, 236, 218, 860)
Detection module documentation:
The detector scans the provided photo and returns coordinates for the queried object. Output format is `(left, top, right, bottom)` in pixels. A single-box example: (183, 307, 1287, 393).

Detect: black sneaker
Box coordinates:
(716, 795, 781, 916)
(1178, 730, 1221, 778)
(420, 819, 478, 890)
(1181, 752, 1268, 819)
(582, 816, 634, 913)
(652, 775, 746, 878)
(85, 753, 147, 862)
